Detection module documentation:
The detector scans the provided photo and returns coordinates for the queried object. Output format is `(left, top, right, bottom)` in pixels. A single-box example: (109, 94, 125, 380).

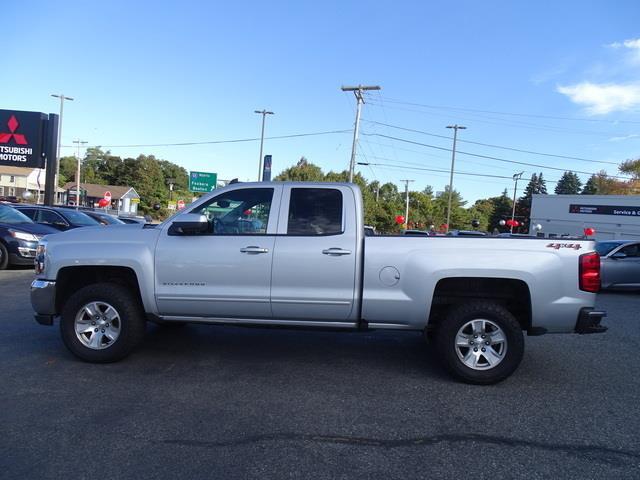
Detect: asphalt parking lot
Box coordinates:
(1, 268, 639, 479)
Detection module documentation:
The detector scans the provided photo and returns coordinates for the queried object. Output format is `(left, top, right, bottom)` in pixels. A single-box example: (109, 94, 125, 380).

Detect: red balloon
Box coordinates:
(98, 199, 109, 208)
(584, 227, 596, 236)
(243, 209, 252, 216)
(505, 219, 514, 227)
(513, 220, 520, 227)
(395, 215, 405, 225)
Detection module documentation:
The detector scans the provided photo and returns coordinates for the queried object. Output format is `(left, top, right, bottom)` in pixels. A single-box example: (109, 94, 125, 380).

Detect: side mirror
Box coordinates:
(168, 213, 210, 236)
(611, 252, 627, 259)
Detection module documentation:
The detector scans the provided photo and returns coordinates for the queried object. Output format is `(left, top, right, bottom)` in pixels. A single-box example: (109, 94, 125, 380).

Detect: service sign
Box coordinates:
(0, 109, 45, 168)
(569, 204, 640, 217)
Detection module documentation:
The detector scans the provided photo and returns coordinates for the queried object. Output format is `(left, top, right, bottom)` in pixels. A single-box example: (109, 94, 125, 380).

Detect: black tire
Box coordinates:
(0, 242, 9, 270)
(435, 301, 524, 385)
(60, 283, 146, 363)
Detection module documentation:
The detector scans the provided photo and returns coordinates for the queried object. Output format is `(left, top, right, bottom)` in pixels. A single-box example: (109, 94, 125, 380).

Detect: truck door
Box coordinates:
(154, 185, 282, 318)
(271, 186, 359, 322)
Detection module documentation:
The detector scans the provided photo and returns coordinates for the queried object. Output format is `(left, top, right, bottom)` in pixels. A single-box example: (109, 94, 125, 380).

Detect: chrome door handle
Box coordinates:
(240, 246, 269, 254)
(322, 248, 352, 256)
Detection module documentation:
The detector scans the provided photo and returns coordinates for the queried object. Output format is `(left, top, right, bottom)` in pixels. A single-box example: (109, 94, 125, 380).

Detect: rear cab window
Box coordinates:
(287, 188, 343, 236)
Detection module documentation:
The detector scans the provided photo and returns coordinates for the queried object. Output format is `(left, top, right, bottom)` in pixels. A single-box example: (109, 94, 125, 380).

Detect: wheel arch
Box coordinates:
(56, 266, 146, 314)
(427, 277, 532, 333)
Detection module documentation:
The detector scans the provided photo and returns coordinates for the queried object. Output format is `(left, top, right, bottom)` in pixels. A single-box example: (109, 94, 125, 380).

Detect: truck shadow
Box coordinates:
(140, 323, 449, 381)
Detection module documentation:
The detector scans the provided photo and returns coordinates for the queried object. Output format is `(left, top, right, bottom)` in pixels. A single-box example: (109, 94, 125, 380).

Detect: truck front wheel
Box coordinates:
(60, 283, 146, 363)
(435, 301, 524, 385)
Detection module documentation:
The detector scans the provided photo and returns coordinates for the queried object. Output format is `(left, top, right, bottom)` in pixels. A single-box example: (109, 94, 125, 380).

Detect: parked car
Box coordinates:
(402, 229, 430, 236)
(0, 205, 58, 269)
(364, 225, 376, 236)
(31, 182, 606, 384)
(596, 240, 640, 290)
(118, 216, 147, 225)
(14, 205, 100, 231)
(447, 230, 488, 237)
(83, 211, 127, 226)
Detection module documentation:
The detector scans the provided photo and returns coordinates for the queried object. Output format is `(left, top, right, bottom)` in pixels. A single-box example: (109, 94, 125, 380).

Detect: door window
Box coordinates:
(18, 208, 37, 220)
(190, 188, 273, 235)
(287, 188, 343, 235)
(38, 210, 68, 227)
(620, 244, 640, 257)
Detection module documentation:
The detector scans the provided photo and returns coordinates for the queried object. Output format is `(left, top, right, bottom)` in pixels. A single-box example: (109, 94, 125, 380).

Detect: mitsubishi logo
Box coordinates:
(0, 115, 28, 145)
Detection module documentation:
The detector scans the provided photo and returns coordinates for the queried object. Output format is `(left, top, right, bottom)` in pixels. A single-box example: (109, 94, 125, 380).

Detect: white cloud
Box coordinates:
(556, 82, 640, 115)
(607, 37, 640, 63)
(609, 134, 640, 142)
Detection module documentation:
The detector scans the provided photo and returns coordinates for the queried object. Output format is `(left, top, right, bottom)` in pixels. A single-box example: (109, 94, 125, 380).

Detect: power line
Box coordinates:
(61, 129, 351, 149)
(376, 97, 640, 125)
(361, 132, 630, 180)
(364, 120, 619, 165)
(365, 100, 632, 137)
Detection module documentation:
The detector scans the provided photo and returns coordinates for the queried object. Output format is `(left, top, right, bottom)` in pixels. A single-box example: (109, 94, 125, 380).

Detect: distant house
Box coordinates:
(0, 166, 65, 203)
(63, 182, 140, 215)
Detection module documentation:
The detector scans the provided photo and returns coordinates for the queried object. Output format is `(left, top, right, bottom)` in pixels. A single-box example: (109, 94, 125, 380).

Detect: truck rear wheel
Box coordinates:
(435, 301, 524, 385)
(60, 283, 146, 363)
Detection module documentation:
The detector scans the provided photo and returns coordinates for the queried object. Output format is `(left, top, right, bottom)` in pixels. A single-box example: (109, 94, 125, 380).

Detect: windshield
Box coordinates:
(595, 242, 623, 257)
(0, 205, 34, 224)
(62, 209, 100, 226)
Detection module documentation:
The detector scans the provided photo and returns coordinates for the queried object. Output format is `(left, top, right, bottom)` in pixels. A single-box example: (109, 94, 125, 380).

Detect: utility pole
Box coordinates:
(254, 110, 274, 181)
(341, 85, 381, 182)
(511, 171, 524, 233)
(400, 179, 414, 230)
(445, 124, 466, 233)
(72, 139, 87, 209)
(51, 94, 74, 200)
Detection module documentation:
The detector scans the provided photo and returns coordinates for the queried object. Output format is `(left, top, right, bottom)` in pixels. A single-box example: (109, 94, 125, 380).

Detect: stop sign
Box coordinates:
(177, 199, 185, 210)
(104, 191, 112, 202)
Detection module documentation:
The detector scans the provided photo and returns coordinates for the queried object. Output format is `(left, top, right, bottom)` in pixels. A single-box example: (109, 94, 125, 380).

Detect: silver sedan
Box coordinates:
(596, 240, 640, 290)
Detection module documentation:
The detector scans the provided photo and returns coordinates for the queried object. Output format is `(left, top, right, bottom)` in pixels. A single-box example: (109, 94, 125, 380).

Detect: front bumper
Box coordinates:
(31, 279, 57, 326)
(575, 308, 607, 334)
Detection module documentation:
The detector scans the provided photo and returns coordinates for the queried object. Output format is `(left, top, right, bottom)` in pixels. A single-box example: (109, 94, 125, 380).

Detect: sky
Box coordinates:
(3, 0, 640, 203)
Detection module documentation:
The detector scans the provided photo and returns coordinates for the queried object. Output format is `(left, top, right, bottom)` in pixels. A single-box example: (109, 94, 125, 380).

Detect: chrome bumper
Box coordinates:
(31, 279, 56, 326)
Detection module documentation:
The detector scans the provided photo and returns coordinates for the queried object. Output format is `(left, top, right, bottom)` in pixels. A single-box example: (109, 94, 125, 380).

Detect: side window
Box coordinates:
(287, 188, 343, 235)
(190, 188, 273, 235)
(38, 210, 68, 226)
(620, 244, 640, 258)
(19, 208, 37, 220)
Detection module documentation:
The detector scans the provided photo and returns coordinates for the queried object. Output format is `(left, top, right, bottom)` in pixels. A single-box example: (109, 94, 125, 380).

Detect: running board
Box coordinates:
(158, 315, 358, 329)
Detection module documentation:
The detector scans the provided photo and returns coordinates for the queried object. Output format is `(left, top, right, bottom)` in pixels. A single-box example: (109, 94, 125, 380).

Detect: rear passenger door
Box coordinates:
(271, 186, 359, 322)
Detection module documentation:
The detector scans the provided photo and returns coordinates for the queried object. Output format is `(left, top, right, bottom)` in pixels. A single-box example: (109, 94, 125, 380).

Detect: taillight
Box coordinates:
(579, 252, 600, 293)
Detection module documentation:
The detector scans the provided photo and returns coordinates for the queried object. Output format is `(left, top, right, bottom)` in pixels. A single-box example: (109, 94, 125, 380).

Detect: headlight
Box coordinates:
(35, 242, 46, 275)
(9, 230, 39, 242)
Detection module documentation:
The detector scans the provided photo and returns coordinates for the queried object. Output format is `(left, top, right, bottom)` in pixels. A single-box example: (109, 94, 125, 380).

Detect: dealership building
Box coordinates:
(530, 194, 640, 240)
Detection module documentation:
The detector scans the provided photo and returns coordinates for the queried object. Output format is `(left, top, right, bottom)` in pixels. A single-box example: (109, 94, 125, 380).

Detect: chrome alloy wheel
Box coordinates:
(455, 319, 507, 370)
(74, 301, 121, 350)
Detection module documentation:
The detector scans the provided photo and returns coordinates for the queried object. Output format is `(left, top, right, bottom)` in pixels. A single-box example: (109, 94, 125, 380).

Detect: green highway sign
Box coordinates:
(189, 171, 217, 193)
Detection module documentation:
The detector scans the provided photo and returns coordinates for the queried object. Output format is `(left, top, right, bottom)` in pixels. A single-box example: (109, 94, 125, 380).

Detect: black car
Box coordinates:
(83, 211, 127, 225)
(0, 205, 59, 269)
(14, 205, 101, 231)
(118, 216, 148, 225)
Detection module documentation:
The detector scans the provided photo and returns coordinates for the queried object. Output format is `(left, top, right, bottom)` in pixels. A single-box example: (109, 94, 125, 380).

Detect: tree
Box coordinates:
(487, 189, 513, 232)
(274, 157, 324, 181)
(619, 158, 640, 180)
(582, 175, 598, 194)
(554, 171, 582, 194)
(516, 172, 547, 232)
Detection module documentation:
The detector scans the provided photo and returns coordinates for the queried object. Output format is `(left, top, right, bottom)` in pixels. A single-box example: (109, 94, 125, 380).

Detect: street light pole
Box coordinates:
(445, 124, 466, 233)
(72, 139, 87, 209)
(51, 94, 74, 201)
(511, 171, 524, 233)
(401, 179, 414, 229)
(341, 85, 381, 182)
(254, 110, 274, 181)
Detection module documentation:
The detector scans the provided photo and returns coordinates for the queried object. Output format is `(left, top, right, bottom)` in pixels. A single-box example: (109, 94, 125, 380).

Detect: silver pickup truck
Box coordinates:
(30, 182, 606, 384)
